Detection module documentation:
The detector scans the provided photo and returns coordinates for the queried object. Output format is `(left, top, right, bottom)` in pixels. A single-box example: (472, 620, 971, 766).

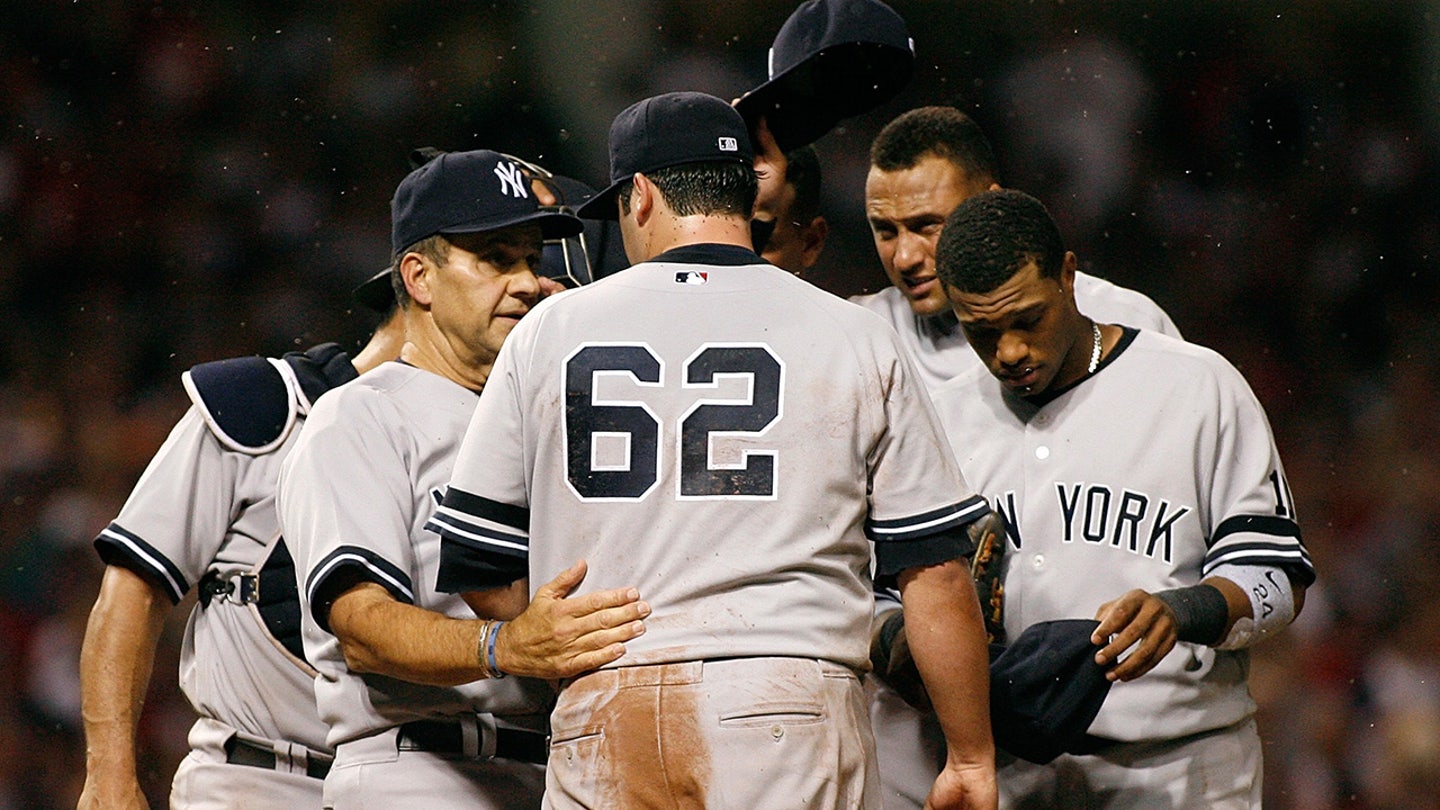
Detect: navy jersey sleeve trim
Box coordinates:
(874, 527, 974, 577)
(1206, 515, 1313, 586)
(866, 495, 989, 542)
(426, 488, 530, 592)
(435, 533, 529, 593)
(305, 546, 414, 633)
(94, 523, 190, 604)
(1203, 541, 1316, 587)
(439, 488, 529, 533)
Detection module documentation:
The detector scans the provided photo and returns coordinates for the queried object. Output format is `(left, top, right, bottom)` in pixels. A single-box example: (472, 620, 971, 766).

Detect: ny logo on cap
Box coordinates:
(717, 136, 738, 152)
(494, 161, 529, 199)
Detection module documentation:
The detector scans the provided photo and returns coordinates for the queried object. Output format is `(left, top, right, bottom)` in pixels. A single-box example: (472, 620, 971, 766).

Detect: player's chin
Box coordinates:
(906, 289, 952, 318)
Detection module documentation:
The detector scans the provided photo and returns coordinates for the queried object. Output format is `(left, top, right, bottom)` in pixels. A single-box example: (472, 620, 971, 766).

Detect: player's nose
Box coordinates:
(509, 265, 544, 304)
(893, 231, 929, 274)
(996, 332, 1029, 367)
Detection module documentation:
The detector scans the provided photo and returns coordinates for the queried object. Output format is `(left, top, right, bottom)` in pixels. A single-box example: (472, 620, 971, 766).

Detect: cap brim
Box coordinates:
(735, 41, 914, 153)
(354, 267, 395, 313)
(575, 180, 625, 220)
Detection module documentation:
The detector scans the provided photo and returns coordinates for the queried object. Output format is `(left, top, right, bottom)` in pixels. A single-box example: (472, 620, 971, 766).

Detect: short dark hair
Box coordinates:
(389, 234, 452, 309)
(935, 189, 1065, 294)
(871, 106, 999, 182)
(619, 161, 757, 219)
(784, 145, 823, 223)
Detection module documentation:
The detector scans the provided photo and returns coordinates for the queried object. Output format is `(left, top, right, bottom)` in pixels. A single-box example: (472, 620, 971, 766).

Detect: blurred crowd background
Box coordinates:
(2, 1, 1437, 807)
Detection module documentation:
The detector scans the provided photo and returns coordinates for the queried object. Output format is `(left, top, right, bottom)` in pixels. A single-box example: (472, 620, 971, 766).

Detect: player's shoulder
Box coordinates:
(1122, 330, 1256, 396)
(930, 360, 995, 407)
(847, 286, 906, 321)
(1074, 270, 1177, 333)
(310, 360, 433, 415)
(811, 286, 920, 348)
(182, 342, 357, 455)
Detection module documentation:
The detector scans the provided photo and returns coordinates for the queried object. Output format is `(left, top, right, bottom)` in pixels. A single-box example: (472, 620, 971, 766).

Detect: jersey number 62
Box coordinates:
(564, 343, 783, 501)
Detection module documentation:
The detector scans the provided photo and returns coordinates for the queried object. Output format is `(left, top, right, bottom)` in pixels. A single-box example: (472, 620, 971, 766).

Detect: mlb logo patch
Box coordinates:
(717, 136, 738, 152)
(675, 271, 709, 285)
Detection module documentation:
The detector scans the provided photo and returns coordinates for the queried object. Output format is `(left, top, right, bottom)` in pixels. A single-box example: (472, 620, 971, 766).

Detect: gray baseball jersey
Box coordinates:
(98, 409, 329, 749)
(849, 271, 1181, 390)
(93, 345, 358, 804)
(429, 244, 987, 672)
(932, 327, 1314, 742)
(857, 273, 1182, 809)
(277, 360, 552, 748)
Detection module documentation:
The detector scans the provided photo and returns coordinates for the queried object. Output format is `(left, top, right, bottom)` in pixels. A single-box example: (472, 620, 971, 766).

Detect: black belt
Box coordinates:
(224, 735, 332, 780)
(397, 719, 549, 765)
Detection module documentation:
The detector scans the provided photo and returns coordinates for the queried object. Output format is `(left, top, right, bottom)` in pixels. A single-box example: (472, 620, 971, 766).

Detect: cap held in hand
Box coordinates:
(734, 0, 915, 153)
(989, 619, 1114, 764)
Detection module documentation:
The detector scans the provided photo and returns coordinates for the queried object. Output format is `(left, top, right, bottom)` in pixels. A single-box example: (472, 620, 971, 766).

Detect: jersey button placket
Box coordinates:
(1026, 416, 1050, 574)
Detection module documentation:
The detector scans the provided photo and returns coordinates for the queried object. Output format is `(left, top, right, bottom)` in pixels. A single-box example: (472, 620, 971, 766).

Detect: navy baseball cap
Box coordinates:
(576, 92, 755, 221)
(989, 619, 1114, 764)
(390, 149, 582, 254)
(353, 266, 395, 314)
(734, 0, 914, 153)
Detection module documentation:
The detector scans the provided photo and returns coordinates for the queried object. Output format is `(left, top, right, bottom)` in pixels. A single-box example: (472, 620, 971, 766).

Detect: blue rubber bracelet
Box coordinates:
(486, 621, 506, 679)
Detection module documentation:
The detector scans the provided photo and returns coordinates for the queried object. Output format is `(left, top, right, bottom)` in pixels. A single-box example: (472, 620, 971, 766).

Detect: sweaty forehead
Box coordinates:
(865, 157, 975, 219)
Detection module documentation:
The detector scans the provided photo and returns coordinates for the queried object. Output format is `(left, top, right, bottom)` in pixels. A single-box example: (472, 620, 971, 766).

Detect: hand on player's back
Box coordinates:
(495, 560, 650, 679)
(1090, 589, 1179, 682)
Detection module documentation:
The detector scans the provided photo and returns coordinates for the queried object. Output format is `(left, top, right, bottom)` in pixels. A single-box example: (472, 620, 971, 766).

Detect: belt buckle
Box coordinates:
(237, 573, 260, 604)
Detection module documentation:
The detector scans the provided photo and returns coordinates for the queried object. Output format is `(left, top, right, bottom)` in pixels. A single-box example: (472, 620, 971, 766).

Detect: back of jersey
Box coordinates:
(434, 249, 981, 671)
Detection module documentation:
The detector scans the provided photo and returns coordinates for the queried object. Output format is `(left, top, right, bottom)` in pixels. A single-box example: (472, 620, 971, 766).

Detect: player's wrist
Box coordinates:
(1153, 584, 1229, 645)
(475, 619, 499, 679)
(486, 620, 507, 679)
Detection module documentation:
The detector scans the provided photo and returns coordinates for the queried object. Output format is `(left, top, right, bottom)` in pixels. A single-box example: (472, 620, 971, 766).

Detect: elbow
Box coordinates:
(336, 637, 380, 675)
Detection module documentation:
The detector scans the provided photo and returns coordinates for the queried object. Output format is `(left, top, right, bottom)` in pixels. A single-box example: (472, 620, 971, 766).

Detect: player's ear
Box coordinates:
(800, 216, 829, 269)
(400, 251, 435, 307)
(630, 172, 656, 224)
(1059, 251, 1078, 298)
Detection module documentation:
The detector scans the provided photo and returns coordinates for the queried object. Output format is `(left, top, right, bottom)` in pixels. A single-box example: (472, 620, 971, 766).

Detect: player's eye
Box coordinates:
(960, 322, 996, 344)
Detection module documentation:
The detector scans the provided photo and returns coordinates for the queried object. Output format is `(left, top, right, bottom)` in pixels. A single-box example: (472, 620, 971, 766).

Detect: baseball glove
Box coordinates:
(868, 511, 1010, 712)
(967, 509, 1008, 646)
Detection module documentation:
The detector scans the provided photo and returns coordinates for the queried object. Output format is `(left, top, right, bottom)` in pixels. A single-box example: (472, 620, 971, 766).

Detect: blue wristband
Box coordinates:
(486, 621, 506, 679)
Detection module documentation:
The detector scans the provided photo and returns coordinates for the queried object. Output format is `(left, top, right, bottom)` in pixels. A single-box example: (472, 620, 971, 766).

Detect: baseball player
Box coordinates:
(78, 302, 403, 809)
(856, 106, 1182, 391)
(931, 189, 1315, 808)
(758, 145, 829, 276)
(855, 105, 1188, 810)
(427, 92, 997, 810)
(276, 149, 649, 810)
